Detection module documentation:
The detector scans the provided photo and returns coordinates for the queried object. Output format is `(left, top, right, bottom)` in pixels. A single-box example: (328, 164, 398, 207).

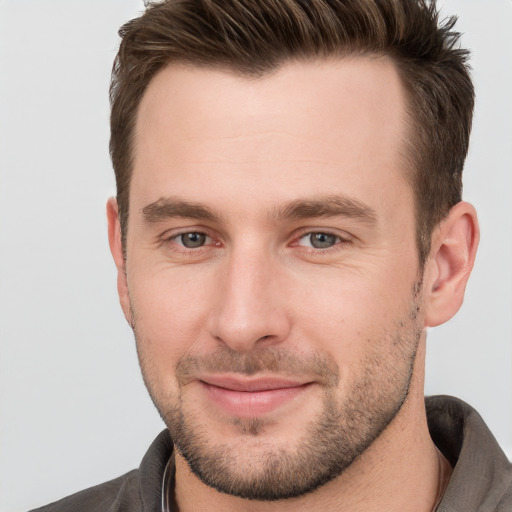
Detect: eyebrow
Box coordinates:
(272, 195, 377, 224)
(142, 198, 222, 223)
(142, 194, 377, 225)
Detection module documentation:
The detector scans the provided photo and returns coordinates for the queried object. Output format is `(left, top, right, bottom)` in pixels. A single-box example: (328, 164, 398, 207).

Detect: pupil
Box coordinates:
(310, 233, 336, 249)
(182, 232, 206, 248)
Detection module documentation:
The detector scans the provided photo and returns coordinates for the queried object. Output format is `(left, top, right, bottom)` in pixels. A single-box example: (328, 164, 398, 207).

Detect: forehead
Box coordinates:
(132, 57, 410, 216)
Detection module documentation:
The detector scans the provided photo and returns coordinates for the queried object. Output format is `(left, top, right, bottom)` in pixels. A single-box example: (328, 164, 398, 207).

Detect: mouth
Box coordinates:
(199, 375, 313, 417)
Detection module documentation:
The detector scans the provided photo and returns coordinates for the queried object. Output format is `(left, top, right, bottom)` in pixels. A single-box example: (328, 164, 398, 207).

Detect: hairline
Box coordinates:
(120, 54, 436, 267)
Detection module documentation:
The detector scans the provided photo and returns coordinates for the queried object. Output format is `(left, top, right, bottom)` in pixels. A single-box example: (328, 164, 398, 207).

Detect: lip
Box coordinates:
(199, 375, 312, 417)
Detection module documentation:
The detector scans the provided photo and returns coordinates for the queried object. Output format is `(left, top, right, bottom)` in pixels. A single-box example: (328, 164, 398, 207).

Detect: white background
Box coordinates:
(0, 1, 511, 511)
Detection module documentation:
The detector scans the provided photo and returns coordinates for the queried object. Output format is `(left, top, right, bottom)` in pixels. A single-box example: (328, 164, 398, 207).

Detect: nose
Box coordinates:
(207, 245, 292, 353)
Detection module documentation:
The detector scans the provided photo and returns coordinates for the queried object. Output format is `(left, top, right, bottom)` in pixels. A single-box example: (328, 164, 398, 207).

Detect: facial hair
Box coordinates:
(132, 294, 423, 501)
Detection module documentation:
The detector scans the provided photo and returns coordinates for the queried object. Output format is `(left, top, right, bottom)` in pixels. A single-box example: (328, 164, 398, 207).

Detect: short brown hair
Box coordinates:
(110, 0, 474, 265)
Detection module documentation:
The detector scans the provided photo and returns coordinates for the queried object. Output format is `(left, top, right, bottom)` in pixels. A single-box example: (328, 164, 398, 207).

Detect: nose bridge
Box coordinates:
(208, 240, 290, 351)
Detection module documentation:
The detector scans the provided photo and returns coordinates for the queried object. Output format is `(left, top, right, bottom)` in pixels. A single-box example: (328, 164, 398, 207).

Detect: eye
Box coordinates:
(297, 232, 341, 249)
(173, 232, 209, 249)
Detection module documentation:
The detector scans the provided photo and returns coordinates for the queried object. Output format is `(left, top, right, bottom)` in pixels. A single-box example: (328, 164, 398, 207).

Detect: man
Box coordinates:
(32, 0, 511, 511)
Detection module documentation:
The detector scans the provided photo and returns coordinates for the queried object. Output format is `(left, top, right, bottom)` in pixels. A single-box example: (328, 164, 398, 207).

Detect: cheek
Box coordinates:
(293, 263, 417, 361)
(127, 246, 419, 371)
(128, 268, 217, 363)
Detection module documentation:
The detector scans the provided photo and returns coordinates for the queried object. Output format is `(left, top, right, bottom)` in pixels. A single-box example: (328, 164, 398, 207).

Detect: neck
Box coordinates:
(173, 338, 450, 512)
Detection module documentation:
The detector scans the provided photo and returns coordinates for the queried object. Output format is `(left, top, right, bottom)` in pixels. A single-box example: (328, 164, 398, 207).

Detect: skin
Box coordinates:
(108, 57, 479, 511)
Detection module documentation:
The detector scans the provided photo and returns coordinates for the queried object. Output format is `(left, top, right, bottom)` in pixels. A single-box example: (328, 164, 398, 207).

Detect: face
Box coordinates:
(121, 58, 424, 499)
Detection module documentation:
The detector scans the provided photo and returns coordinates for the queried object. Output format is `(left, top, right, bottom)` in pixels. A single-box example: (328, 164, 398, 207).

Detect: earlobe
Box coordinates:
(424, 201, 479, 327)
(106, 197, 133, 327)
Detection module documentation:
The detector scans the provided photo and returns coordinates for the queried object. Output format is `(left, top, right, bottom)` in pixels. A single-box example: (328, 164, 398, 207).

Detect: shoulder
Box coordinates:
(29, 470, 141, 512)
(28, 430, 173, 512)
(496, 484, 512, 511)
(426, 395, 512, 511)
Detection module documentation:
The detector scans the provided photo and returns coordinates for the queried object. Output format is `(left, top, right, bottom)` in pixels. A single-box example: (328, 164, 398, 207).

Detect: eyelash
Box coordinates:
(293, 231, 350, 252)
(162, 230, 219, 253)
(160, 229, 352, 255)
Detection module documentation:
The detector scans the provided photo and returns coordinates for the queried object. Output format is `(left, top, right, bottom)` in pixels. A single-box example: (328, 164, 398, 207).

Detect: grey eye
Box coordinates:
(304, 232, 339, 249)
(310, 232, 338, 248)
(178, 232, 207, 248)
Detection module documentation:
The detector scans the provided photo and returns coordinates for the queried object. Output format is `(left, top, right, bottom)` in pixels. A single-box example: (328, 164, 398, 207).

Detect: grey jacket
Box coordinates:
(31, 396, 512, 511)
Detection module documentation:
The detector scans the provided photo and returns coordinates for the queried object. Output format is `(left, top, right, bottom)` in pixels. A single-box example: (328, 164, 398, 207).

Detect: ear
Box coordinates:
(423, 201, 479, 327)
(107, 197, 133, 327)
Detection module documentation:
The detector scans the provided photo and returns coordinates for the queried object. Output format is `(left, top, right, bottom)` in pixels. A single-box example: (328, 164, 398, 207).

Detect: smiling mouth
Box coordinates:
(199, 375, 313, 417)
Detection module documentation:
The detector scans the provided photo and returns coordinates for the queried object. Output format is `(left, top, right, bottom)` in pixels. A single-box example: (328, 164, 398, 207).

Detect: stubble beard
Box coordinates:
(132, 294, 423, 501)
